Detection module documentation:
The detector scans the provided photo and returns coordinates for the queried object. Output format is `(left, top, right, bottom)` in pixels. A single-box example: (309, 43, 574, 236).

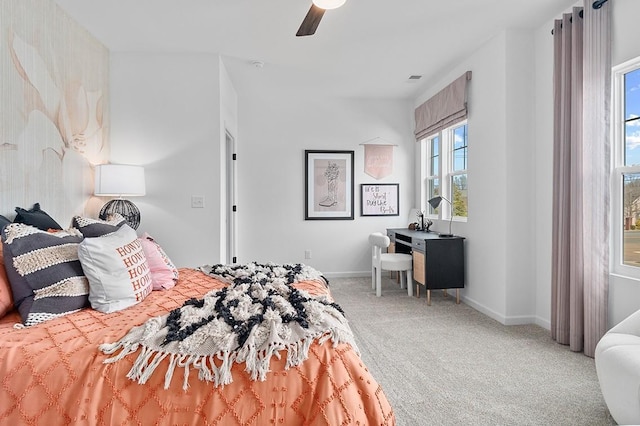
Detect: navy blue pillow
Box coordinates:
(0, 215, 10, 231)
(14, 203, 62, 231)
(72, 214, 126, 237)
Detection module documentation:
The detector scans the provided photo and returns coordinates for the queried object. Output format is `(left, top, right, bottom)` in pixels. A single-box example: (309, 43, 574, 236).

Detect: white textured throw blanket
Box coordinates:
(99, 262, 359, 389)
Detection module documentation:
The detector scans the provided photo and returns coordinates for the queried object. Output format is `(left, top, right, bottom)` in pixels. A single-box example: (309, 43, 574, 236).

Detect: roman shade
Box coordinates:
(414, 71, 472, 141)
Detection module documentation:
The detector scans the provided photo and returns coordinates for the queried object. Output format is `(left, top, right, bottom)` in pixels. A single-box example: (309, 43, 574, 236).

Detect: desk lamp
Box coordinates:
(427, 196, 454, 237)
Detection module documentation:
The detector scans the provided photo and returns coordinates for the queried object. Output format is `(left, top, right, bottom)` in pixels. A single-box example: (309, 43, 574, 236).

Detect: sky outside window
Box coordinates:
(625, 68, 640, 166)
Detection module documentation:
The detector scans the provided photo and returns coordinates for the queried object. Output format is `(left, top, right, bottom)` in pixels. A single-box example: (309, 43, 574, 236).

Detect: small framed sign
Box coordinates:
(360, 183, 399, 216)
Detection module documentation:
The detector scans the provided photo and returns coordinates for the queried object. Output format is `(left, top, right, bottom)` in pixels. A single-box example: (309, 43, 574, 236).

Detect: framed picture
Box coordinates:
(305, 150, 354, 220)
(360, 183, 399, 216)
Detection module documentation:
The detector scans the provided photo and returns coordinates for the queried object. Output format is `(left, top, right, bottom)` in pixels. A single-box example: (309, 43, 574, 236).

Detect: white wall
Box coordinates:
(109, 52, 231, 268)
(505, 30, 537, 322)
(413, 30, 542, 326)
(235, 93, 414, 275)
(110, 52, 412, 276)
(533, 18, 555, 330)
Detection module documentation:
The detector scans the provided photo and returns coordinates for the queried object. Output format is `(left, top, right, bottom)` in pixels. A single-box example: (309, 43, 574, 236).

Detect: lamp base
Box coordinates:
(438, 233, 454, 238)
(99, 199, 140, 230)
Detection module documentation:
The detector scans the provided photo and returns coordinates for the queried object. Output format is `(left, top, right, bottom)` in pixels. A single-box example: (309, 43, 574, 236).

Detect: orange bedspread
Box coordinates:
(0, 268, 395, 425)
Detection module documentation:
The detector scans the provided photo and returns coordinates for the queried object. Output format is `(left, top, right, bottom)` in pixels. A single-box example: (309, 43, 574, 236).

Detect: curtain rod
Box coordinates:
(593, 0, 609, 9)
(551, 1, 609, 34)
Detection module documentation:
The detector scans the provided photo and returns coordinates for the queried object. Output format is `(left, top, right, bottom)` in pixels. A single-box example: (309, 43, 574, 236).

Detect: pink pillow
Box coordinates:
(0, 244, 14, 318)
(138, 233, 179, 290)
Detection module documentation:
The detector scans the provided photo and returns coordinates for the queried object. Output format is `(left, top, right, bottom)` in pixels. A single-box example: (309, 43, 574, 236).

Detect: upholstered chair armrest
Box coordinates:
(595, 310, 640, 425)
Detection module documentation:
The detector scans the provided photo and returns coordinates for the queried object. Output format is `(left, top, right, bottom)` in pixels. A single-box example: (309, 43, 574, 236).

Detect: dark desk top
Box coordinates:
(388, 228, 465, 240)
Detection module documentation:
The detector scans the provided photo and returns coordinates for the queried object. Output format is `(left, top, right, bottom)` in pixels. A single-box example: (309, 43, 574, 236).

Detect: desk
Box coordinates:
(386, 228, 465, 305)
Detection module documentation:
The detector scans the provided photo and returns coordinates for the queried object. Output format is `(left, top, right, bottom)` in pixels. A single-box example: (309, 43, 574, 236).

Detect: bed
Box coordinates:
(0, 214, 395, 425)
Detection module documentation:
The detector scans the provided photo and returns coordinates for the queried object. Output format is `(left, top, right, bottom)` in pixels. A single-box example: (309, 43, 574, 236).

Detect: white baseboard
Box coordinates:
(461, 295, 545, 327)
(534, 316, 551, 330)
(461, 296, 508, 324)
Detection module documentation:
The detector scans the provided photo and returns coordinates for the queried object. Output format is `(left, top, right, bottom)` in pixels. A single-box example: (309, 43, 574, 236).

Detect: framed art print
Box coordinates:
(360, 183, 399, 216)
(305, 150, 354, 220)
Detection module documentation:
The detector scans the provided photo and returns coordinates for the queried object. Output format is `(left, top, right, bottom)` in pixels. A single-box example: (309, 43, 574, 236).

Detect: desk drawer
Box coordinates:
(412, 238, 426, 252)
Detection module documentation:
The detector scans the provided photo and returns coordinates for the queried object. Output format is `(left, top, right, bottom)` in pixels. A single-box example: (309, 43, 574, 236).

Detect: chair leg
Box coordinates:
(372, 266, 376, 290)
(399, 271, 406, 289)
(376, 267, 382, 297)
(407, 269, 413, 297)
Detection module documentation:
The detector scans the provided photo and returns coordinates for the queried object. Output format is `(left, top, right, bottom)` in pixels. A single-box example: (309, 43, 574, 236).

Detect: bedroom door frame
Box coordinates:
(225, 130, 237, 264)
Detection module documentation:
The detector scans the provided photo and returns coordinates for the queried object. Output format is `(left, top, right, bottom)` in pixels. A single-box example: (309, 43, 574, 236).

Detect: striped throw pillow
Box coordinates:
(1, 223, 89, 326)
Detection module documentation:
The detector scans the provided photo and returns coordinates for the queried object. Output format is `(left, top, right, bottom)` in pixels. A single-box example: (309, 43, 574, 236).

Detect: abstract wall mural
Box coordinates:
(0, 0, 109, 225)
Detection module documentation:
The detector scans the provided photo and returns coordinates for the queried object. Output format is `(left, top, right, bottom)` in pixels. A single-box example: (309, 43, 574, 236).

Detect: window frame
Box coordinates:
(421, 120, 468, 222)
(448, 123, 468, 220)
(425, 135, 440, 215)
(612, 57, 640, 279)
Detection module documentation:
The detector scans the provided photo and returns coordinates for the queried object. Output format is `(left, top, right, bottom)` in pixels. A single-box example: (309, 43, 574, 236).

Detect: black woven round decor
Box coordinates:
(99, 199, 141, 229)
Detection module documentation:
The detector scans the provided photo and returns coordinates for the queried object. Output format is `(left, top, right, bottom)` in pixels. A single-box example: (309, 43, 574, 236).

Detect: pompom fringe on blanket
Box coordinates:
(99, 262, 359, 390)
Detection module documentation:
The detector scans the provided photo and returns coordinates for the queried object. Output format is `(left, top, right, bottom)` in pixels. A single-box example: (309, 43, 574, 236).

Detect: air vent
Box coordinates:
(408, 75, 422, 80)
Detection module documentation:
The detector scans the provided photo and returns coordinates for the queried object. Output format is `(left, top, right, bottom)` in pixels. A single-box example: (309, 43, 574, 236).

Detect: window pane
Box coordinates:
(453, 146, 467, 171)
(626, 121, 640, 166)
(453, 125, 467, 150)
(452, 125, 467, 172)
(623, 173, 640, 266)
(430, 137, 440, 176)
(625, 68, 640, 121)
(428, 178, 440, 214)
(625, 69, 640, 166)
(451, 174, 468, 217)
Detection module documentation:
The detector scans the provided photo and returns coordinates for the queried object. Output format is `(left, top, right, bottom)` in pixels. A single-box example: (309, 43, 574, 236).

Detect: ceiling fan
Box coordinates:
(296, 0, 346, 37)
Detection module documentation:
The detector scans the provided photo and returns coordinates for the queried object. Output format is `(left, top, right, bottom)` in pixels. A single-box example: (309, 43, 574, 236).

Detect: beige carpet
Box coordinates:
(328, 276, 615, 426)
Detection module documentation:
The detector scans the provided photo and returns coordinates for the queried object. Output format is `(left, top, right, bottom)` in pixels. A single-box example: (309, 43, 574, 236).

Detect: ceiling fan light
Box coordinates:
(312, 0, 346, 10)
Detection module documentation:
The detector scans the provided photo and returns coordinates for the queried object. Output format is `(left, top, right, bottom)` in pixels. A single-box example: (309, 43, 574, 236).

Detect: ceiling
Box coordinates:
(54, 0, 577, 100)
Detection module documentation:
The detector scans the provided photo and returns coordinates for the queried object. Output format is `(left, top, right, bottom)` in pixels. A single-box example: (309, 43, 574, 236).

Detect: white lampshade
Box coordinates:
(312, 0, 346, 10)
(94, 164, 146, 197)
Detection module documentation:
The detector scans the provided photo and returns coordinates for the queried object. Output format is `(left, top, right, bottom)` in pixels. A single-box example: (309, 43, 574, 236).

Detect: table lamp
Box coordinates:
(427, 196, 454, 237)
(94, 164, 146, 229)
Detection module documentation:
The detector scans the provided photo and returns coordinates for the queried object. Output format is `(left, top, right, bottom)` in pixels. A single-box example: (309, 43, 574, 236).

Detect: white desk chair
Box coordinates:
(369, 232, 413, 297)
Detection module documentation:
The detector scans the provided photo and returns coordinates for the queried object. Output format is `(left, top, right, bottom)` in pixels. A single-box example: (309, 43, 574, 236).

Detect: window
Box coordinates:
(423, 121, 468, 220)
(613, 58, 640, 277)
(426, 136, 440, 215)
(450, 124, 468, 217)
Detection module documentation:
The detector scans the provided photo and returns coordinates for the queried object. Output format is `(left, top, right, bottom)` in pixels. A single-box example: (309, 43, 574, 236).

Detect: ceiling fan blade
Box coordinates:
(296, 4, 325, 37)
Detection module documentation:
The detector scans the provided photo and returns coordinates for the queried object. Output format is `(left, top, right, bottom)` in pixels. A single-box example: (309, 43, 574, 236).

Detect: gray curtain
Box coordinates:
(551, 2, 611, 357)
